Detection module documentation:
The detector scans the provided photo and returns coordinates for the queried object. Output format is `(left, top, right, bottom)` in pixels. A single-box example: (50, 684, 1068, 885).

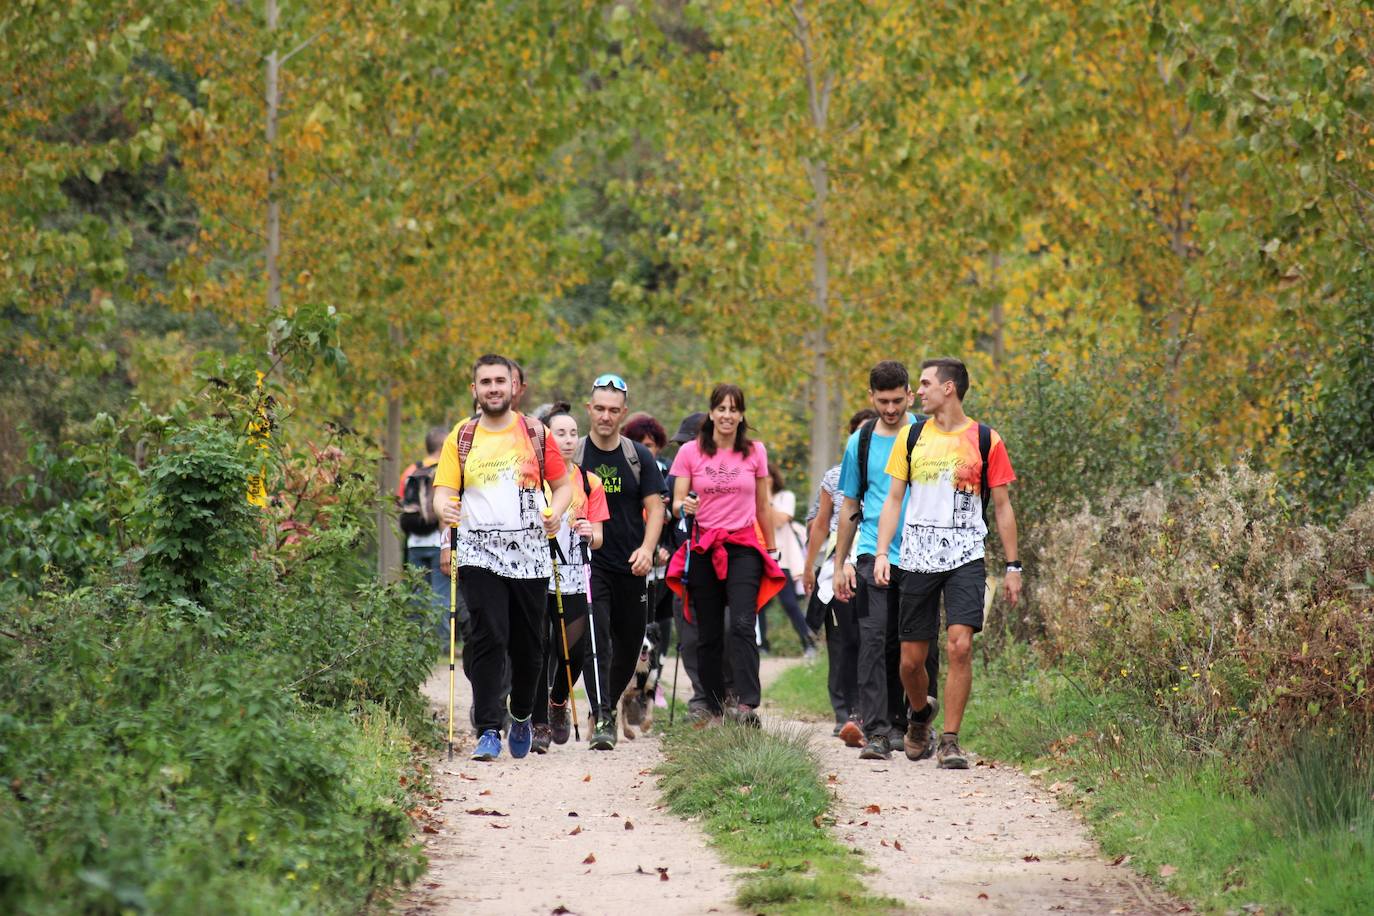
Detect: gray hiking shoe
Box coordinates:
(590, 712, 618, 751)
(936, 732, 970, 769)
(859, 734, 893, 760)
(549, 701, 571, 745)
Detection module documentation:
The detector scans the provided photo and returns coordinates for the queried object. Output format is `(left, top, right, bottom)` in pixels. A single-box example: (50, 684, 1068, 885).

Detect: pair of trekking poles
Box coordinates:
(444, 512, 603, 759)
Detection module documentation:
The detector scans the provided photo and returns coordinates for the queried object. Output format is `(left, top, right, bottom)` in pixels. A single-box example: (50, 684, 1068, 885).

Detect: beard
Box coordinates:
(479, 394, 512, 416)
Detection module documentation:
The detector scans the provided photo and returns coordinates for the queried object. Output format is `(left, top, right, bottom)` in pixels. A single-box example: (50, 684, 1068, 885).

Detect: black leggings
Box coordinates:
(585, 567, 648, 720)
(532, 592, 588, 725)
(688, 543, 763, 711)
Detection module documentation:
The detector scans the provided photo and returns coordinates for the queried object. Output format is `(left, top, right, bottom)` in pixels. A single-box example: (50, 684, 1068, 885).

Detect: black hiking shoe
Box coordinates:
(549, 701, 571, 745)
(590, 712, 617, 751)
(859, 734, 893, 760)
(730, 704, 761, 728)
(936, 732, 970, 769)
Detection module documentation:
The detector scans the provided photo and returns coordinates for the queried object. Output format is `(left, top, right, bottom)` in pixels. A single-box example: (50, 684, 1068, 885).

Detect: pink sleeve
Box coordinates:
(669, 442, 696, 479)
(752, 441, 769, 477)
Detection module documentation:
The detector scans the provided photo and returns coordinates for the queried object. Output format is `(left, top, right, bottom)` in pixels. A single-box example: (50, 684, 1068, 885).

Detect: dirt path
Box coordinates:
(401, 663, 744, 916)
(757, 666, 1183, 915)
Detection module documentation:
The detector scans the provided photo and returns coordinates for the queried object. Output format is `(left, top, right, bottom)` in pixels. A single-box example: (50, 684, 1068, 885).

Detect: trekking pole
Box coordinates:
(448, 522, 458, 761)
(581, 535, 604, 726)
(543, 508, 581, 741)
(668, 493, 696, 726)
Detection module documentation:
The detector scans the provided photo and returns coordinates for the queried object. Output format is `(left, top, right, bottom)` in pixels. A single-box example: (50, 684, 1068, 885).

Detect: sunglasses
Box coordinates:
(591, 373, 628, 394)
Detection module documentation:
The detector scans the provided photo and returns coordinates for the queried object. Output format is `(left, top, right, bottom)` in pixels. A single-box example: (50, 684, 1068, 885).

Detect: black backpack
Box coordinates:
(399, 462, 440, 535)
(851, 417, 992, 522)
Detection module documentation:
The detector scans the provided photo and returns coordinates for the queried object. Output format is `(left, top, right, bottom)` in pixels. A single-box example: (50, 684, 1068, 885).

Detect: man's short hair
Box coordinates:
(424, 425, 448, 455)
(472, 353, 513, 380)
(869, 360, 909, 392)
(921, 357, 970, 400)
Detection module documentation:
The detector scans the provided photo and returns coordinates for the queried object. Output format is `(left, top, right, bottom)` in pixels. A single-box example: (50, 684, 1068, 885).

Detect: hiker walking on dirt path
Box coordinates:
(667, 384, 786, 727)
(832, 361, 936, 762)
(575, 374, 667, 750)
(764, 464, 817, 658)
(663, 411, 711, 718)
(529, 403, 609, 754)
(398, 425, 456, 643)
(874, 357, 1020, 769)
(804, 408, 877, 736)
(433, 354, 573, 762)
(622, 412, 675, 727)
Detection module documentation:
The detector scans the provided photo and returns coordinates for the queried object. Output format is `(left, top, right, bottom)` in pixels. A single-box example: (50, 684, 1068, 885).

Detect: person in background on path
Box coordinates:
(397, 426, 456, 644)
(663, 411, 711, 719)
(875, 357, 1020, 769)
(622, 412, 674, 718)
(765, 464, 818, 658)
(578, 374, 667, 750)
(667, 384, 785, 727)
(804, 408, 877, 737)
(433, 354, 572, 763)
(511, 360, 529, 411)
(529, 403, 609, 754)
(833, 360, 935, 762)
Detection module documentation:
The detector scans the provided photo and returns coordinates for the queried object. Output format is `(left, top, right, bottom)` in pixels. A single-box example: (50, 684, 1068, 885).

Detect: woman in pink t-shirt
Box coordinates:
(668, 384, 785, 726)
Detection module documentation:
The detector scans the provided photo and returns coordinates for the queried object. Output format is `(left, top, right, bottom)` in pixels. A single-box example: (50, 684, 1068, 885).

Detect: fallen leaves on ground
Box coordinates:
(624, 820, 634, 830)
(864, 804, 881, 814)
(569, 825, 582, 835)
(582, 853, 596, 864)
(1023, 855, 1041, 862)
(465, 808, 507, 817)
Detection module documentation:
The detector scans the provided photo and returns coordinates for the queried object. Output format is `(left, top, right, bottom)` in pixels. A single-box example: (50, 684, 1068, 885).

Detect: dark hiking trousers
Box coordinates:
(854, 554, 939, 740)
(532, 591, 588, 725)
(460, 566, 546, 735)
(816, 591, 859, 724)
(585, 567, 648, 720)
(688, 544, 763, 711)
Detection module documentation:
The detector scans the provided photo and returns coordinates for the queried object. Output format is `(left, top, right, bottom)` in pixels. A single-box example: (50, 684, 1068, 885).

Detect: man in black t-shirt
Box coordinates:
(577, 373, 667, 749)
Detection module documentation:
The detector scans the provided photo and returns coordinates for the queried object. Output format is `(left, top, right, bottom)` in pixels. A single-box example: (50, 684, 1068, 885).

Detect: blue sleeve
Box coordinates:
(837, 431, 861, 499)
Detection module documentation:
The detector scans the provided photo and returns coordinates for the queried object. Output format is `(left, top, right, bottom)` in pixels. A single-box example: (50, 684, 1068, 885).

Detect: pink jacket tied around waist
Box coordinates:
(665, 524, 786, 623)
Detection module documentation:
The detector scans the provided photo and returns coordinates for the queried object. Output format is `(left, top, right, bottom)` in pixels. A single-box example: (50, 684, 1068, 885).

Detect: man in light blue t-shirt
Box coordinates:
(832, 360, 940, 762)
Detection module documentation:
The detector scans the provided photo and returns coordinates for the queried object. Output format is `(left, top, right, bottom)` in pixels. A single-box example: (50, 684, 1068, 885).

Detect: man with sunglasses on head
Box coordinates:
(576, 373, 668, 749)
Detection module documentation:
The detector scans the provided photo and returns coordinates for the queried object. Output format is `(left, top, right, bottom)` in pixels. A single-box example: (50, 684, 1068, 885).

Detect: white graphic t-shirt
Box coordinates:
(883, 419, 1016, 573)
(434, 415, 568, 580)
(547, 468, 610, 596)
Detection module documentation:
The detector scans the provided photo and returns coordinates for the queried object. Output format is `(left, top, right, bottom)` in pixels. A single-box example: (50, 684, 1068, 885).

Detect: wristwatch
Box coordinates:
(1005, 561, 1023, 573)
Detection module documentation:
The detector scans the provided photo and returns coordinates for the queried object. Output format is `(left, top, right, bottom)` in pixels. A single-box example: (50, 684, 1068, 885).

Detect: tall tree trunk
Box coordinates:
(377, 324, 403, 581)
(791, 1, 837, 489)
(264, 0, 280, 314)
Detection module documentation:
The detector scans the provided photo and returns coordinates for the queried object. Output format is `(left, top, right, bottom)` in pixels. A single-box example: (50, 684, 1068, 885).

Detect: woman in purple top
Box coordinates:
(669, 383, 783, 725)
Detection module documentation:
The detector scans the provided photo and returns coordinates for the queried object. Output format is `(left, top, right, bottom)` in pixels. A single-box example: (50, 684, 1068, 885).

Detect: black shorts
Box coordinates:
(897, 558, 986, 642)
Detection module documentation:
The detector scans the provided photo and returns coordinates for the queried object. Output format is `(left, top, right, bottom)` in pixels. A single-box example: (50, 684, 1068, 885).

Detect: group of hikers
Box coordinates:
(396, 353, 1021, 769)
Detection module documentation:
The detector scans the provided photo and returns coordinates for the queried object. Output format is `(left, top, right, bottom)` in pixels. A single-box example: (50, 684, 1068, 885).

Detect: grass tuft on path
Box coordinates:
(657, 721, 894, 914)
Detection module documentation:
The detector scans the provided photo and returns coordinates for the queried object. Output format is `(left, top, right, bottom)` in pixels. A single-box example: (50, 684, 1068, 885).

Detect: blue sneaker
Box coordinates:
(471, 729, 501, 761)
(508, 715, 533, 758)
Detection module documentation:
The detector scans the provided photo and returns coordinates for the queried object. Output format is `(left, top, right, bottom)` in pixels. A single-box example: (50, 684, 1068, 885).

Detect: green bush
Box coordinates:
(1035, 466, 1374, 762)
(0, 413, 431, 913)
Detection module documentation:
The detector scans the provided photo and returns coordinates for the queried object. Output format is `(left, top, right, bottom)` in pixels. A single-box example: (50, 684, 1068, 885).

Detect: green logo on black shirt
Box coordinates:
(593, 463, 622, 494)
